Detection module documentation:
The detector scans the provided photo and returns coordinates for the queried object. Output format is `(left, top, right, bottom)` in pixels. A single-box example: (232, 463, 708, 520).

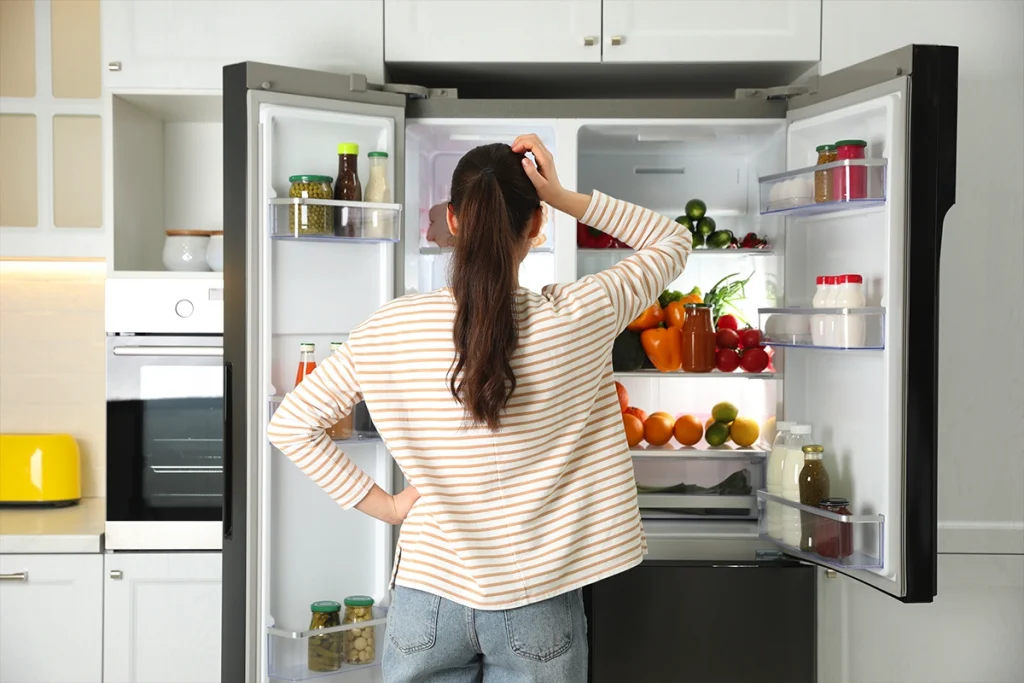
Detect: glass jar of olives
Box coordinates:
(342, 595, 377, 666)
(288, 175, 334, 235)
(307, 600, 343, 672)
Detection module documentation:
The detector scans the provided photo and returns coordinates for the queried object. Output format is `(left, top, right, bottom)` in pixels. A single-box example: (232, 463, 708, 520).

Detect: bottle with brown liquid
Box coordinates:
(798, 444, 831, 553)
(334, 143, 362, 236)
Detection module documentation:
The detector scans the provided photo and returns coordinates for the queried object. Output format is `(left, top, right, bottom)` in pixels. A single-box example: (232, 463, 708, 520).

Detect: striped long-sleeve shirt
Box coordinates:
(267, 191, 692, 610)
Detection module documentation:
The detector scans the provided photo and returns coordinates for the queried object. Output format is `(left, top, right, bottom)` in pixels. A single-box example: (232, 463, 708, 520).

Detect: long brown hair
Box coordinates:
(448, 143, 540, 430)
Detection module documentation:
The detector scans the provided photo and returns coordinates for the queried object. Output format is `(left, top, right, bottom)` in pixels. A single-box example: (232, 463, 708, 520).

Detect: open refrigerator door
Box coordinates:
(222, 63, 409, 683)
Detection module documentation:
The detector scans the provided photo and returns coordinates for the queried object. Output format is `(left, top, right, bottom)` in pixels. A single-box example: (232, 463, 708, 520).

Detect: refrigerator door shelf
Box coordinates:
(578, 247, 775, 257)
(756, 490, 885, 571)
(759, 158, 888, 216)
(267, 607, 388, 682)
(614, 369, 781, 380)
(759, 307, 886, 350)
(419, 245, 554, 255)
(269, 198, 403, 243)
(630, 444, 768, 461)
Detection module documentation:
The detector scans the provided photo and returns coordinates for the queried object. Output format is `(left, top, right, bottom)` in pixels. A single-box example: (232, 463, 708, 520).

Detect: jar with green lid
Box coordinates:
(342, 596, 376, 666)
(307, 600, 343, 672)
(814, 144, 838, 203)
(288, 175, 334, 235)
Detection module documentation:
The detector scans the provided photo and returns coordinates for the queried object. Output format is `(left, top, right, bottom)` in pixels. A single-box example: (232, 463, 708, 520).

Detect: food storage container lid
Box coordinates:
(835, 139, 867, 147)
(802, 444, 824, 453)
(367, 151, 389, 158)
(841, 274, 864, 284)
(165, 230, 211, 236)
(310, 600, 342, 613)
(337, 143, 360, 155)
(790, 425, 812, 435)
(289, 175, 333, 184)
(344, 595, 374, 607)
(820, 497, 850, 507)
(815, 144, 837, 152)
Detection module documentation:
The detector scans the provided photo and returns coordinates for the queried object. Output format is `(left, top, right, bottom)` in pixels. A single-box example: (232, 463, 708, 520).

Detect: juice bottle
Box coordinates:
(765, 421, 796, 540)
(294, 343, 317, 387)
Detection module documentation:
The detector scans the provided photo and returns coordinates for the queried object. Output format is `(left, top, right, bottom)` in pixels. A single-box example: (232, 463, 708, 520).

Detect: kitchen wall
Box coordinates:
(0, 0, 106, 496)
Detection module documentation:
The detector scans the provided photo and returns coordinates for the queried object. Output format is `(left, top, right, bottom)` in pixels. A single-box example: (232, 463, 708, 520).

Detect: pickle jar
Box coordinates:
(325, 342, 354, 440)
(342, 595, 376, 666)
(288, 175, 334, 235)
(307, 600, 343, 672)
(814, 144, 837, 203)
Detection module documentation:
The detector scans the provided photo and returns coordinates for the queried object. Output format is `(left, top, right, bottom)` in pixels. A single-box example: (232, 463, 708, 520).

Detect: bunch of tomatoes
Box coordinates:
(712, 314, 772, 374)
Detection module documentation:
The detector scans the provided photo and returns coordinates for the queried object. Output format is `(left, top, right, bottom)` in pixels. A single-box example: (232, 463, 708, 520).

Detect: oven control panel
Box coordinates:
(106, 278, 224, 334)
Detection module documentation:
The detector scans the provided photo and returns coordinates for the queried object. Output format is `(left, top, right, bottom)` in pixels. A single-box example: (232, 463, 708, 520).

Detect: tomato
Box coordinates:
(716, 314, 739, 331)
(715, 348, 741, 372)
(738, 328, 762, 349)
(740, 346, 770, 373)
(715, 328, 740, 349)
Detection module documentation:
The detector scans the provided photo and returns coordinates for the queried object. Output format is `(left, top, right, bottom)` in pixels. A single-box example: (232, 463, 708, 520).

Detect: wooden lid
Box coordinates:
(165, 230, 212, 237)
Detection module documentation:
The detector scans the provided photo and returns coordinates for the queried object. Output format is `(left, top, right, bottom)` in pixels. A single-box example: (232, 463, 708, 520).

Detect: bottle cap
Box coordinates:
(367, 151, 389, 158)
(790, 425, 812, 435)
(824, 275, 837, 285)
(835, 139, 867, 148)
(337, 143, 360, 155)
(299, 342, 315, 351)
(289, 175, 333, 184)
(842, 274, 863, 284)
(310, 601, 341, 613)
(776, 421, 797, 431)
(816, 276, 825, 285)
(816, 144, 837, 152)
(344, 595, 374, 607)
(802, 444, 824, 453)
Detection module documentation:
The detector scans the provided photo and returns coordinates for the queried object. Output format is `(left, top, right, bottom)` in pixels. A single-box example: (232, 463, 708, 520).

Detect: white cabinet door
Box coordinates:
(103, 553, 222, 683)
(385, 0, 602, 63)
(102, 0, 384, 90)
(602, 0, 821, 63)
(0, 555, 103, 683)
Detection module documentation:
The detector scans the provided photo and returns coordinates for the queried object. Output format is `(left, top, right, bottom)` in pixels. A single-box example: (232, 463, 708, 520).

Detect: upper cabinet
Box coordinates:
(384, 0, 603, 63)
(102, 0, 385, 90)
(601, 0, 821, 63)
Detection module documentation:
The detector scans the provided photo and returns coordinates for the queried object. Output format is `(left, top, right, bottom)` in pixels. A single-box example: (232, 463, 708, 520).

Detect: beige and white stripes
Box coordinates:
(268, 192, 692, 610)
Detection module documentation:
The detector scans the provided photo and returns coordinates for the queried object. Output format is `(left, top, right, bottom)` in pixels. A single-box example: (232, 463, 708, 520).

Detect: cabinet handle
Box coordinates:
(0, 572, 28, 581)
(583, 36, 597, 47)
(108, 61, 122, 72)
(610, 35, 624, 46)
(109, 570, 123, 580)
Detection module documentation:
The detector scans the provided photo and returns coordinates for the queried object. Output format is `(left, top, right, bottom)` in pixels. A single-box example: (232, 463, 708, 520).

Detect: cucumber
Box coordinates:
(696, 216, 716, 237)
(706, 230, 733, 249)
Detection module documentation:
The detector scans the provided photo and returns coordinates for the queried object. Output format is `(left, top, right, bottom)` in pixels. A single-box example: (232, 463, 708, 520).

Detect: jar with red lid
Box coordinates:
(814, 497, 854, 559)
(833, 139, 868, 201)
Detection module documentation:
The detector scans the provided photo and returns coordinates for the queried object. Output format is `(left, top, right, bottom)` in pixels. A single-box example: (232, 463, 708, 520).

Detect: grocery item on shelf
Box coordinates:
(680, 303, 716, 373)
(326, 342, 354, 440)
(822, 274, 840, 345)
(767, 176, 814, 210)
(781, 424, 813, 547)
(307, 601, 343, 673)
(833, 274, 867, 347)
(612, 330, 646, 372)
(363, 151, 392, 239)
(576, 220, 625, 249)
(644, 412, 675, 446)
(814, 144, 838, 203)
(798, 445, 831, 552)
(287, 175, 334, 235)
(816, 498, 854, 559)
(342, 596, 377, 666)
(834, 140, 868, 200)
(729, 417, 760, 447)
(673, 415, 703, 446)
(766, 421, 797, 539)
(628, 303, 665, 332)
(334, 143, 362, 236)
(294, 342, 317, 388)
(162, 230, 211, 271)
(811, 275, 830, 346)
(642, 326, 683, 372)
(205, 231, 223, 271)
(425, 202, 456, 247)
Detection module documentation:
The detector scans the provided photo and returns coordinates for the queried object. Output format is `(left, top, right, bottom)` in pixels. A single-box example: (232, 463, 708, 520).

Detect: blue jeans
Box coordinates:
(382, 586, 588, 683)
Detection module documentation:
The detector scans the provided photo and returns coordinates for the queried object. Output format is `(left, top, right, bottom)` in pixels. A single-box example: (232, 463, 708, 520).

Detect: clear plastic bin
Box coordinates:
(759, 307, 886, 350)
(270, 198, 402, 242)
(268, 607, 388, 681)
(759, 159, 887, 216)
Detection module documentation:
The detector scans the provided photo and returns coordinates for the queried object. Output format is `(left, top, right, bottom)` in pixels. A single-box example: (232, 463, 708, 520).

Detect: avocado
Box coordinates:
(685, 199, 707, 221)
(706, 230, 733, 249)
(696, 216, 716, 237)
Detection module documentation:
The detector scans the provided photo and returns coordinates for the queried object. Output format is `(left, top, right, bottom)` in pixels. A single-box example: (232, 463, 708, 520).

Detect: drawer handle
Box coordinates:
(0, 572, 28, 582)
(610, 35, 624, 46)
(109, 570, 123, 580)
(583, 36, 597, 47)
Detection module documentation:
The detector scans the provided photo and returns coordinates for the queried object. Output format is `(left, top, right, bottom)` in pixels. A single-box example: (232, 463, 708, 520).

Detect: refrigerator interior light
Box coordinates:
(448, 134, 517, 143)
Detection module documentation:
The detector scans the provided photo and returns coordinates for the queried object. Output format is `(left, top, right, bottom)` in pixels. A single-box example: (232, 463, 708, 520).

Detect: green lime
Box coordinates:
(674, 215, 695, 232)
(705, 421, 731, 447)
(706, 230, 732, 249)
(711, 401, 739, 423)
(696, 216, 716, 237)
(685, 199, 707, 221)
(691, 232, 705, 248)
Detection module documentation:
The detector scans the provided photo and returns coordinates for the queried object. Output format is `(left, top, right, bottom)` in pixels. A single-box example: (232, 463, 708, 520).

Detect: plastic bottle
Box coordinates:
(834, 274, 866, 348)
(822, 275, 839, 347)
(781, 424, 813, 547)
(810, 276, 829, 346)
(765, 421, 796, 539)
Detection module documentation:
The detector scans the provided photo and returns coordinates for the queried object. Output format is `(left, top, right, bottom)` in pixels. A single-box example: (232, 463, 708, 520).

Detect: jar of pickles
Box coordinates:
(342, 596, 376, 666)
(307, 601, 343, 672)
(288, 175, 334, 235)
(814, 144, 837, 203)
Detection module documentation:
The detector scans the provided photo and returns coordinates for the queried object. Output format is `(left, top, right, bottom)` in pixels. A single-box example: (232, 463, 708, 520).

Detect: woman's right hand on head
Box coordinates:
(512, 134, 592, 221)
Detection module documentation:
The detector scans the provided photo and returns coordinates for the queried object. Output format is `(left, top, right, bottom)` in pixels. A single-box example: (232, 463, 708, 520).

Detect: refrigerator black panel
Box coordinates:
(408, 96, 786, 120)
(221, 61, 250, 683)
(901, 44, 958, 603)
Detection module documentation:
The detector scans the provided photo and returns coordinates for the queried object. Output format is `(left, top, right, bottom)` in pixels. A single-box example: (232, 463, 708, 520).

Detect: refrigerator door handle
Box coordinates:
(222, 360, 233, 540)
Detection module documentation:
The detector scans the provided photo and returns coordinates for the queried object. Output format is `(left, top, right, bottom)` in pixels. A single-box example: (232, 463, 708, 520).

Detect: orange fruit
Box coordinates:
(644, 412, 675, 446)
(614, 381, 629, 413)
(624, 406, 648, 423)
(622, 414, 644, 447)
(673, 415, 703, 446)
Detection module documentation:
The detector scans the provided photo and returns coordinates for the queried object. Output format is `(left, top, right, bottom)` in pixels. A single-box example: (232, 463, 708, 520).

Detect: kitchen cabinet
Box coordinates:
(384, 0, 603, 63)
(103, 553, 222, 683)
(601, 0, 821, 63)
(101, 0, 384, 90)
(0, 554, 103, 683)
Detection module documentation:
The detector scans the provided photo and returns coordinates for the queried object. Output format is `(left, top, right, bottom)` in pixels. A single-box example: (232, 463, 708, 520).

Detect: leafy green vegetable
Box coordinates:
(658, 289, 684, 308)
(703, 272, 754, 325)
(612, 330, 646, 372)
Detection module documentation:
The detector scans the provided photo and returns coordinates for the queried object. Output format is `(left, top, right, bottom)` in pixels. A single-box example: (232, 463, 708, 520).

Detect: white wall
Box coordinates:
(817, 2, 1024, 681)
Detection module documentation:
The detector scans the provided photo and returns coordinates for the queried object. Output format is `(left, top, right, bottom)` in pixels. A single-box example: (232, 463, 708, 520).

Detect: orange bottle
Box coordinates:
(294, 343, 317, 387)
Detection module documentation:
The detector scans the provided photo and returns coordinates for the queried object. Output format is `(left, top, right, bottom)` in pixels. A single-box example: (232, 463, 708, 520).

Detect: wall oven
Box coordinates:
(105, 278, 224, 550)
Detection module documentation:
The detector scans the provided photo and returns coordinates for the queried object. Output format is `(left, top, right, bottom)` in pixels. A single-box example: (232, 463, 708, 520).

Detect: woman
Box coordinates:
(268, 134, 691, 682)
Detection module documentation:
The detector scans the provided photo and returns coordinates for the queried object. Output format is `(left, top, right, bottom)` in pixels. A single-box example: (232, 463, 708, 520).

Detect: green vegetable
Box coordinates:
(704, 272, 754, 325)
(685, 199, 707, 221)
(658, 289, 684, 308)
(636, 469, 752, 496)
(692, 233, 705, 248)
(706, 230, 732, 249)
(674, 215, 695, 233)
(612, 330, 646, 372)
(696, 216, 716, 237)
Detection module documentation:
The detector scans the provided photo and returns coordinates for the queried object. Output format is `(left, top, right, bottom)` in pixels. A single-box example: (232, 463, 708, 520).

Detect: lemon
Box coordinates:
(705, 421, 731, 447)
(711, 402, 739, 424)
(730, 417, 760, 448)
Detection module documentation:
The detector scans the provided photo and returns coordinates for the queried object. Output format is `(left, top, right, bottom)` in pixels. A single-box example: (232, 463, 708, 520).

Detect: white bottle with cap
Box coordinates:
(810, 276, 829, 346)
(781, 424, 813, 547)
(834, 274, 867, 347)
(822, 275, 840, 347)
(766, 421, 796, 539)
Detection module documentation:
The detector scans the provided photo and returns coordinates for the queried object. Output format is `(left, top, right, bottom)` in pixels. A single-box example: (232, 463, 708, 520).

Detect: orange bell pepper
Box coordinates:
(626, 304, 665, 332)
(640, 326, 683, 372)
(680, 291, 703, 306)
(664, 301, 687, 329)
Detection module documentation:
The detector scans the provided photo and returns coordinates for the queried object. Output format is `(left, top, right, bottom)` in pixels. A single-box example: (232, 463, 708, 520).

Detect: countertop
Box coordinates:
(0, 497, 104, 554)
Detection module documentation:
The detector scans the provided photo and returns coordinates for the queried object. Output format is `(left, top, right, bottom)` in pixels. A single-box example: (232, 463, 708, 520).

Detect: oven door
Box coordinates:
(105, 335, 224, 550)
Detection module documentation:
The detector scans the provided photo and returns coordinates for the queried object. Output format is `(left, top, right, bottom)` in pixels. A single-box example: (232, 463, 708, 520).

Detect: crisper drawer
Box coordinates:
(631, 446, 766, 519)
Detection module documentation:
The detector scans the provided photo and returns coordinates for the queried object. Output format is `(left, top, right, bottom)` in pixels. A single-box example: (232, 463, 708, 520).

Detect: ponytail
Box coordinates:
(448, 144, 540, 430)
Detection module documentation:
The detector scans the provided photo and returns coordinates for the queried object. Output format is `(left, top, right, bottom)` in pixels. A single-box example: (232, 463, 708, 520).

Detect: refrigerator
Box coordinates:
(222, 44, 958, 682)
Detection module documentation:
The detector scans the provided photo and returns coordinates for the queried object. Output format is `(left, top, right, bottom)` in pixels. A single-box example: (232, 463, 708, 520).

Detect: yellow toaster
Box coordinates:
(0, 434, 81, 506)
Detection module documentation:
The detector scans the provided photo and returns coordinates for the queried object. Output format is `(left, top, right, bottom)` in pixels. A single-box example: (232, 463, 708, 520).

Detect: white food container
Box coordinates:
(205, 231, 224, 272)
(163, 230, 211, 272)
